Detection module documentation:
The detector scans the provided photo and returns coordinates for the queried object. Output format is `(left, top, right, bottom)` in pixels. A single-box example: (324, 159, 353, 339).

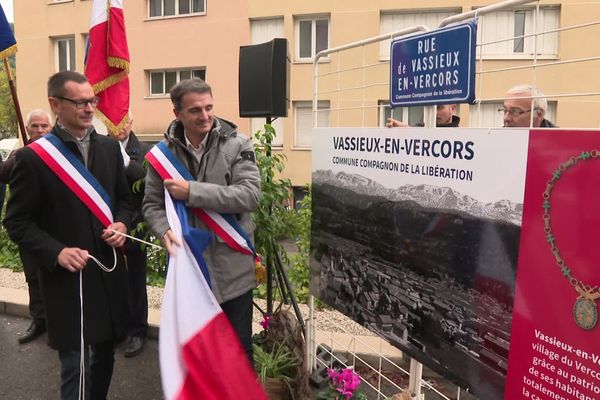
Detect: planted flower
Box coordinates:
(316, 367, 368, 400)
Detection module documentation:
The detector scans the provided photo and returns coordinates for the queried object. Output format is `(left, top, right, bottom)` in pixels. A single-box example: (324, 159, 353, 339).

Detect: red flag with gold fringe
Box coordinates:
(84, 0, 129, 136)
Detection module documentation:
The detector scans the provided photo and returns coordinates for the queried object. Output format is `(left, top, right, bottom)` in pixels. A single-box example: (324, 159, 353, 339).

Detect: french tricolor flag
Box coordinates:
(161, 190, 268, 400)
(85, 0, 130, 135)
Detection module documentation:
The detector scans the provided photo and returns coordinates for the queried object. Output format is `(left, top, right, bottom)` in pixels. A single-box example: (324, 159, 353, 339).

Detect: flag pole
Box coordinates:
(2, 58, 27, 144)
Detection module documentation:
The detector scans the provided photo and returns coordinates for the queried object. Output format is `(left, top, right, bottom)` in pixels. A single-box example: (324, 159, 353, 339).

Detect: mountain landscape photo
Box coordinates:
(310, 169, 522, 399)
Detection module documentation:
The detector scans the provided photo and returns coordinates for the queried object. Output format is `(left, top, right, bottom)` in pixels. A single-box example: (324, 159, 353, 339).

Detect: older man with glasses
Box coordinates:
(501, 84, 556, 128)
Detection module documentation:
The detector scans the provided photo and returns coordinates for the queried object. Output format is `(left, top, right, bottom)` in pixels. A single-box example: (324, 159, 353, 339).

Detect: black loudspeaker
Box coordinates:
(239, 38, 289, 118)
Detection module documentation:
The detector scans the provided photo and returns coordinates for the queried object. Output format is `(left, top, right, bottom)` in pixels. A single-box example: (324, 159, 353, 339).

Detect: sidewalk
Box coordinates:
(0, 281, 403, 363)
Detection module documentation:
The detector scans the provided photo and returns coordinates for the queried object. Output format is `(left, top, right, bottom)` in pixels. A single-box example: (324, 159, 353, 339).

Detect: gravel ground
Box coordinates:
(0, 267, 373, 336)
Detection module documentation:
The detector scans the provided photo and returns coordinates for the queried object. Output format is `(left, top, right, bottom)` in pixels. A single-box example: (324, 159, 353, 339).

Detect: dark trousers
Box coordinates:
(125, 242, 148, 338)
(20, 249, 45, 322)
(58, 340, 115, 400)
(220, 289, 254, 366)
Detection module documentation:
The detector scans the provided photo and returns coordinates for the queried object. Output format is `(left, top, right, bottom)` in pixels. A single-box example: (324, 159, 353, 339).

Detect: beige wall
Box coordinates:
(15, 0, 251, 140)
(14, 1, 600, 186)
(249, 0, 600, 184)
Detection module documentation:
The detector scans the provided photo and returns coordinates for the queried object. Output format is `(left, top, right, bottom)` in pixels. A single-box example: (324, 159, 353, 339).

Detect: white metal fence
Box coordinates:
(307, 0, 600, 398)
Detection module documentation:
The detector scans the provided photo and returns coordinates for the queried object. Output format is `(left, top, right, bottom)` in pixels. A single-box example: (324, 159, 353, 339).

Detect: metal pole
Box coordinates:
(307, 294, 315, 371)
(272, 238, 305, 331)
(265, 115, 273, 315)
(439, 0, 536, 28)
(3, 58, 27, 144)
(404, 104, 437, 398)
(408, 358, 423, 399)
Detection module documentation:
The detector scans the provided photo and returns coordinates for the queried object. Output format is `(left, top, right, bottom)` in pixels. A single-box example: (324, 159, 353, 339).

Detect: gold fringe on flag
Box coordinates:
(95, 108, 130, 139)
(91, 70, 128, 94)
(107, 56, 129, 73)
(0, 44, 17, 60)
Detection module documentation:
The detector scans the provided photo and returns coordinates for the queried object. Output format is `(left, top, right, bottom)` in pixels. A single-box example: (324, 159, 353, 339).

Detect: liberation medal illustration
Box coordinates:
(574, 298, 598, 330)
(543, 150, 600, 330)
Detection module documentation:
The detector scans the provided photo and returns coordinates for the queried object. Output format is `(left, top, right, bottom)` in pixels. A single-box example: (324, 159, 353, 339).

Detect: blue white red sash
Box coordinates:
(29, 133, 114, 227)
(146, 142, 257, 258)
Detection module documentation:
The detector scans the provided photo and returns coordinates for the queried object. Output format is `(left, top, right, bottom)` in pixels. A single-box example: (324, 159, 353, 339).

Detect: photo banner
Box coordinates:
(310, 127, 600, 399)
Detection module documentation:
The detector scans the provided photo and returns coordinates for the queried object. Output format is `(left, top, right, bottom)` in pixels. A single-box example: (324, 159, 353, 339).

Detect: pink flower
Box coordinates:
(327, 368, 362, 399)
(327, 368, 340, 382)
(260, 315, 271, 330)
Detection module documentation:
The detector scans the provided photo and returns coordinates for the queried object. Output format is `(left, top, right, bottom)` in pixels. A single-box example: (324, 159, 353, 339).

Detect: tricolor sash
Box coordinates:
(29, 133, 114, 227)
(146, 142, 257, 259)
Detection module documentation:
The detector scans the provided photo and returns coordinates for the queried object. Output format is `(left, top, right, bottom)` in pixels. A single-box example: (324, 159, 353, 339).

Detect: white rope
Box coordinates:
(78, 271, 85, 400)
(106, 228, 165, 251)
(74, 228, 164, 399)
(87, 247, 118, 273)
(76, 246, 118, 400)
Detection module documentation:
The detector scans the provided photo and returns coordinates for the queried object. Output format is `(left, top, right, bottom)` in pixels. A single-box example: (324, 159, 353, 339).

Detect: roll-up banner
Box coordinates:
(310, 128, 600, 400)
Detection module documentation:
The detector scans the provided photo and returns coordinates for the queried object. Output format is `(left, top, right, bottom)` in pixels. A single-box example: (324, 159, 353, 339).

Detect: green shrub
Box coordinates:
(0, 188, 21, 271)
(253, 124, 316, 304)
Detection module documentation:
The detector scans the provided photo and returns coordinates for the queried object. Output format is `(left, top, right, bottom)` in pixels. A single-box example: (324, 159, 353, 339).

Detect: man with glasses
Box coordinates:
(4, 71, 133, 399)
(501, 84, 555, 128)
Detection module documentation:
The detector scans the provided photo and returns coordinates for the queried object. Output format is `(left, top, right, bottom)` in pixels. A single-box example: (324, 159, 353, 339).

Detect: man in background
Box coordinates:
(0, 109, 52, 344)
(386, 104, 460, 128)
(502, 84, 555, 128)
(117, 118, 150, 358)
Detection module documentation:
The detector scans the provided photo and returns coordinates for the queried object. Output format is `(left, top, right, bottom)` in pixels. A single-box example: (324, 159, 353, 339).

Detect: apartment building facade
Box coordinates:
(15, 1, 600, 186)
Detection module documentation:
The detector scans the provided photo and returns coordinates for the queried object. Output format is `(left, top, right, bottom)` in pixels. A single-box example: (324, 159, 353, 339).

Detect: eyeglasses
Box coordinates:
(55, 96, 100, 109)
(498, 107, 531, 117)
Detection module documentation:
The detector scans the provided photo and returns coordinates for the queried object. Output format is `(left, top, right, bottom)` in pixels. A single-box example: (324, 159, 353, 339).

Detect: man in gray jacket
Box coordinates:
(142, 78, 260, 364)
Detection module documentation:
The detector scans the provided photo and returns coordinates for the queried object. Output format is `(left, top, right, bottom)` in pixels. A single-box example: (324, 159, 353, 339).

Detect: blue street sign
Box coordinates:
(390, 20, 477, 107)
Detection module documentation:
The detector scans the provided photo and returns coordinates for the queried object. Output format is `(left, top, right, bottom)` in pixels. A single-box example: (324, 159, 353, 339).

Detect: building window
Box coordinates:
(380, 9, 460, 60)
(477, 7, 559, 58)
(469, 101, 556, 128)
(295, 16, 329, 60)
(82, 33, 89, 62)
(294, 101, 329, 148)
(148, 0, 206, 18)
(148, 68, 206, 96)
(379, 101, 425, 127)
(251, 17, 284, 45)
(54, 37, 75, 72)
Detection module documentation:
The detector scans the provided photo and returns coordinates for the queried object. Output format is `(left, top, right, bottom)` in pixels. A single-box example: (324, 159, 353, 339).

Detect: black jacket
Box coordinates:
(540, 118, 556, 128)
(123, 131, 150, 228)
(4, 125, 133, 350)
(415, 115, 461, 128)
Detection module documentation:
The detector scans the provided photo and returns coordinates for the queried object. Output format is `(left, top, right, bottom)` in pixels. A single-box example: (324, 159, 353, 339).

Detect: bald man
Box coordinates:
(502, 84, 555, 128)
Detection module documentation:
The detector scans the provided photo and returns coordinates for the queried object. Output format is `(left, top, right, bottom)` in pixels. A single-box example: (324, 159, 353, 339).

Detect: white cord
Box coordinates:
(79, 271, 85, 400)
(87, 247, 118, 273)
(74, 228, 163, 400)
(106, 228, 165, 251)
(77, 246, 118, 399)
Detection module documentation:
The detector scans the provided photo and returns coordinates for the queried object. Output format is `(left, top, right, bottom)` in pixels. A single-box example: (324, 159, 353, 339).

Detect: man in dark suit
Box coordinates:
(4, 71, 133, 400)
(0, 109, 53, 344)
(116, 118, 150, 357)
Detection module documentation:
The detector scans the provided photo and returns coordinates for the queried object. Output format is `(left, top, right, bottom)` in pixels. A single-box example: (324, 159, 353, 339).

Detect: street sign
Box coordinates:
(390, 20, 477, 107)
